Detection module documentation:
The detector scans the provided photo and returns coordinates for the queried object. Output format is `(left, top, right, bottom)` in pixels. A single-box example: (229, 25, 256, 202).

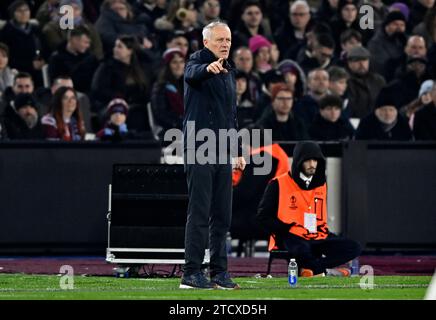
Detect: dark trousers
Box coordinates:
(283, 233, 361, 275)
(184, 163, 232, 277)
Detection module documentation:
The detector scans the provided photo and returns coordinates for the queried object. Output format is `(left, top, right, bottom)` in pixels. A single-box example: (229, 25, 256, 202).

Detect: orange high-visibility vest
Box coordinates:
(268, 173, 329, 251)
(232, 144, 290, 186)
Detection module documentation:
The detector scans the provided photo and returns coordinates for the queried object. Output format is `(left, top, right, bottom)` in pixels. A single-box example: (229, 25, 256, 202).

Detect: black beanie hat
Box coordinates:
(375, 86, 399, 110)
(338, 0, 359, 13)
(14, 93, 37, 110)
(383, 11, 407, 28)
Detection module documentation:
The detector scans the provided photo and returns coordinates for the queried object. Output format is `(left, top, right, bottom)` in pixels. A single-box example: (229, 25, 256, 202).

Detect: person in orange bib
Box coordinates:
(257, 141, 361, 277)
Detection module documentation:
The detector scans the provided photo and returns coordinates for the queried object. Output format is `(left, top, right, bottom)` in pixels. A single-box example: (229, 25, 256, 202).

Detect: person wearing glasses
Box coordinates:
(256, 82, 308, 141)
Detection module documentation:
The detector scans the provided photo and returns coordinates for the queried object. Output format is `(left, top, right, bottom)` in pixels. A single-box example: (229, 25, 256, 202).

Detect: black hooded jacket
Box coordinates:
(256, 141, 326, 236)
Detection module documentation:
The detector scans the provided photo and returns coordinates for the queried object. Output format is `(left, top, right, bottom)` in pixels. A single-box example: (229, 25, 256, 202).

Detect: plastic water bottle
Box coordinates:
(288, 259, 298, 287)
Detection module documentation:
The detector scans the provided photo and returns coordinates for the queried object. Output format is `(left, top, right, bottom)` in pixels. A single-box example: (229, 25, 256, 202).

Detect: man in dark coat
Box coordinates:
(1, 93, 43, 139)
(181, 21, 246, 290)
(355, 86, 413, 141)
(309, 94, 354, 141)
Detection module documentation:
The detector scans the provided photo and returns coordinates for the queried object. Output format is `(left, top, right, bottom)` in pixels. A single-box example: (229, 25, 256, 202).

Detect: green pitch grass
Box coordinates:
(0, 274, 431, 300)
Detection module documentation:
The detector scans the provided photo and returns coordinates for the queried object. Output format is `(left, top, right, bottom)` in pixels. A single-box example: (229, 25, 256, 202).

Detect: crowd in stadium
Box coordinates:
(0, 0, 435, 142)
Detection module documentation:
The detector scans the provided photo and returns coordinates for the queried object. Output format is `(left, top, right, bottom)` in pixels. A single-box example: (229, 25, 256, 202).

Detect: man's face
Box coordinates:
(320, 105, 342, 123)
(203, 25, 231, 59)
(342, 38, 361, 53)
(405, 36, 427, 57)
(17, 106, 38, 129)
(290, 4, 310, 30)
(51, 79, 74, 94)
(241, 5, 262, 28)
(13, 77, 34, 95)
(385, 20, 406, 36)
(71, 35, 91, 54)
(341, 4, 357, 23)
(236, 77, 247, 95)
(329, 78, 347, 96)
(272, 90, 294, 115)
(202, 0, 220, 19)
(168, 36, 189, 56)
(234, 48, 253, 73)
(375, 106, 398, 125)
(14, 4, 31, 24)
(302, 159, 318, 177)
(308, 70, 330, 95)
(348, 59, 369, 75)
(313, 45, 334, 65)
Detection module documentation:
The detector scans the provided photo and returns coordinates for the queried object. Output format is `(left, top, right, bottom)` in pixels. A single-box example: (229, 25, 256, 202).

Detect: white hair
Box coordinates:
(202, 20, 230, 40)
(290, 0, 310, 13)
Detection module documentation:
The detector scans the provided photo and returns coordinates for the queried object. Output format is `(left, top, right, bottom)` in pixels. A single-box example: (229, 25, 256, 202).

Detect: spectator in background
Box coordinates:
(337, 29, 362, 65)
(34, 75, 93, 132)
(235, 70, 256, 129)
(257, 82, 307, 141)
(96, 0, 152, 55)
(0, 0, 46, 87)
(256, 68, 285, 120)
(0, 43, 17, 98)
(330, 0, 365, 47)
(413, 80, 436, 140)
(367, 11, 407, 79)
(328, 66, 351, 119)
(165, 31, 190, 56)
(346, 46, 385, 119)
(232, 0, 272, 50)
(385, 35, 427, 82)
(197, 0, 221, 28)
(355, 86, 413, 141)
(388, 56, 431, 110)
(409, 0, 435, 29)
(309, 94, 354, 141)
(276, 59, 307, 100)
(153, 0, 202, 53)
(151, 47, 185, 137)
(0, 72, 34, 116)
(41, 86, 86, 141)
(412, 5, 436, 49)
(1, 93, 43, 139)
(233, 46, 262, 108)
(249, 35, 273, 75)
(96, 98, 130, 141)
(295, 22, 332, 65)
(91, 35, 150, 113)
(35, 0, 60, 29)
(42, 0, 104, 60)
(401, 79, 434, 125)
(315, 0, 338, 23)
(297, 33, 335, 75)
(293, 69, 330, 127)
(274, 0, 311, 60)
(48, 25, 99, 94)
(132, 0, 167, 34)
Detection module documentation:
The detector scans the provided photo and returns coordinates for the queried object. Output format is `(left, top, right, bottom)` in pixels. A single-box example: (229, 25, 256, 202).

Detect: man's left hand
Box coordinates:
(233, 156, 246, 171)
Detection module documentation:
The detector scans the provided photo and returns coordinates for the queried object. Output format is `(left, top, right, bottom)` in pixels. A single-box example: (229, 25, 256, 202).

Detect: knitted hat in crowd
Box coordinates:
(14, 93, 37, 111)
(263, 68, 284, 88)
(383, 10, 407, 28)
(106, 98, 129, 117)
(389, 2, 410, 21)
(59, 0, 83, 11)
(338, 0, 359, 13)
(248, 35, 272, 54)
(270, 83, 292, 101)
(419, 80, 434, 97)
(277, 60, 300, 77)
(162, 47, 185, 64)
(375, 86, 399, 110)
